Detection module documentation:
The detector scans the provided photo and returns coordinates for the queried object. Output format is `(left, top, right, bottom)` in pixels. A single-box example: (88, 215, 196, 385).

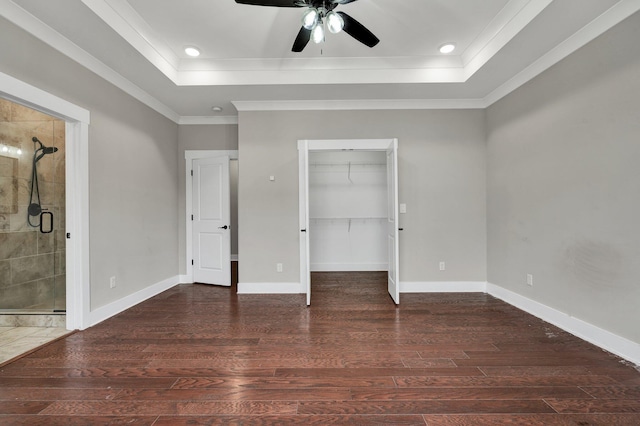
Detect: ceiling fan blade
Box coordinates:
(332, 0, 359, 4)
(235, 0, 303, 7)
(292, 26, 312, 52)
(337, 11, 379, 48)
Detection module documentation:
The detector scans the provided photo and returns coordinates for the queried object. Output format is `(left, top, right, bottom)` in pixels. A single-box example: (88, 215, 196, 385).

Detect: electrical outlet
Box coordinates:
(439, 261, 445, 271)
(276, 263, 283, 273)
(526, 273, 533, 287)
(110, 276, 116, 288)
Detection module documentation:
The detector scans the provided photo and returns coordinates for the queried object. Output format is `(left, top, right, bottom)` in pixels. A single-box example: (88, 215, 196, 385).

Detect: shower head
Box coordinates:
(32, 137, 58, 160)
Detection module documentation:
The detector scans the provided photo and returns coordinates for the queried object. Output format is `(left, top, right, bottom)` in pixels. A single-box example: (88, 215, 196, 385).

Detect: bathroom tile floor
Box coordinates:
(0, 326, 71, 365)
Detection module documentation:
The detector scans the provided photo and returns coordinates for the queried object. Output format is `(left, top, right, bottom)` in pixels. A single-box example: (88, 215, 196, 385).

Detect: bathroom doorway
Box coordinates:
(0, 98, 66, 316)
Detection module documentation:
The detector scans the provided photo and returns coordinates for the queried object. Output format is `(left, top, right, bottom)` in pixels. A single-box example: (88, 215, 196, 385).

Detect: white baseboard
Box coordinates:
(400, 281, 487, 293)
(487, 282, 640, 366)
(237, 282, 303, 294)
(179, 274, 191, 284)
(88, 275, 180, 327)
(311, 263, 387, 272)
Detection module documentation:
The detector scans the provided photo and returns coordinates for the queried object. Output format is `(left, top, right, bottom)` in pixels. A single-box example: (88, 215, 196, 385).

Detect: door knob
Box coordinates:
(219, 225, 228, 229)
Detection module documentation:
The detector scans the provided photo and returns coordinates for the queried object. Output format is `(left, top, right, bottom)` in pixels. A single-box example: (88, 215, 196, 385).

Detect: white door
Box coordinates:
(192, 156, 231, 286)
(387, 140, 400, 304)
(298, 142, 311, 305)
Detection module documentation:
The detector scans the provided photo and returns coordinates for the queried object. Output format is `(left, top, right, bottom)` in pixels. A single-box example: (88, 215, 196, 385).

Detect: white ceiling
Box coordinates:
(2, 0, 639, 123)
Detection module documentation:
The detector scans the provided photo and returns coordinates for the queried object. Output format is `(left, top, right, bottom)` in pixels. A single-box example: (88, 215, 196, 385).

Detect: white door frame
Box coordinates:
(0, 71, 91, 331)
(298, 138, 399, 305)
(185, 150, 238, 283)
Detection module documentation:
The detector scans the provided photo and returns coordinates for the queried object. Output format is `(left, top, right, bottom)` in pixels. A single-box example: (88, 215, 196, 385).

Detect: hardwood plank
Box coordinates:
(0, 401, 51, 415)
(394, 375, 619, 387)
(422, 414, 640, 425)
(297, 400, 556, 415)
(0, 416, 157, 425)
(115, 387, 351, 401)
(153, 415, 427, 425)
(349, 386, 591, 400)
(274, 367, 484, 378)
(0, 388, 119, 401)
(546, 398, 640, 413)
(40, 400, 298, 416)
(581, 386, 640, 399)
(171, 376, 395, 389)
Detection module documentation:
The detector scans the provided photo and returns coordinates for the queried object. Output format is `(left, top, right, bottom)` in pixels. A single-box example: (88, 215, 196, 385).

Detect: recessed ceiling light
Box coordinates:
(211, 106, 223, 112)
(184, 46, 201, 57)
(439, 43, 456, 54)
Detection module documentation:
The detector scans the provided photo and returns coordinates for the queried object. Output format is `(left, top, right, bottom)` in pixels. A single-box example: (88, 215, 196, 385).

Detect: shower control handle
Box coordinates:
(40, 211, 53, 234)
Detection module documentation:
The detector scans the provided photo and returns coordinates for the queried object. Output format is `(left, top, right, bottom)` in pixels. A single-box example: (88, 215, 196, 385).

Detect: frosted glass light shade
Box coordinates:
(312, 23, 325, 44)
(302, 8, 319, 30)
(327, 11, 344, 34)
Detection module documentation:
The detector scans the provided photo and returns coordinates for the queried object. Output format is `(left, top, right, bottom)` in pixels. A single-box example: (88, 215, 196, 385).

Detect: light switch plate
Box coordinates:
(399, 203, 407, 214)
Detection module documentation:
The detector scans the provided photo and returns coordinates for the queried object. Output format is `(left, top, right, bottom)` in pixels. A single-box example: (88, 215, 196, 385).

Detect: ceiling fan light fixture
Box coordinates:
(312, 21, 325, 44)
(439, 43, 456, 54)
(302, 8, 319, 30)
(326, 11, 344, 34)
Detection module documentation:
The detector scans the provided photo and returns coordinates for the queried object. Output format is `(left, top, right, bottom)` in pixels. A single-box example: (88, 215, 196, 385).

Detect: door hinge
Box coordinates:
(66, 232, 71, 239)
(190, 170, 193, 176)
(191, 215, 194, 221)
(191, 259, 194, 265)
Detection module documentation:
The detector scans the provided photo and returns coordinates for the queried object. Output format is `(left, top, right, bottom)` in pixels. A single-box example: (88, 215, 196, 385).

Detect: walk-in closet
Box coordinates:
(308, 150, 388, 272)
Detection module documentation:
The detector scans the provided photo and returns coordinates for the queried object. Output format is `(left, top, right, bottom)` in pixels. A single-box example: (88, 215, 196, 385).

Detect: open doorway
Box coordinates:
(1, 71, 90, 331)
(298, 139, 399, 306)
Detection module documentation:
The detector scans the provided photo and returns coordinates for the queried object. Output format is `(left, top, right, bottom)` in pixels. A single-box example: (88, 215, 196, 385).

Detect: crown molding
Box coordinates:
(179, 116, 239, 125)
(233, 99, 487, 112)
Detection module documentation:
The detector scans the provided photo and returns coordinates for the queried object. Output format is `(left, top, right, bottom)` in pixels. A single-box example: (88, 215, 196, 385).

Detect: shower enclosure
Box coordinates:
(0, 98, 66, 312)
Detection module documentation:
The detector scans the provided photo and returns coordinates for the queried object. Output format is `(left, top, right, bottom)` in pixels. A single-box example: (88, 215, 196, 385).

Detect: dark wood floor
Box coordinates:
(1, 272, 639, 425)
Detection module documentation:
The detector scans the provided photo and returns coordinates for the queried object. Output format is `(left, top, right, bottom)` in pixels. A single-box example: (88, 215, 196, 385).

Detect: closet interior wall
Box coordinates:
(309, 151, 387, 272)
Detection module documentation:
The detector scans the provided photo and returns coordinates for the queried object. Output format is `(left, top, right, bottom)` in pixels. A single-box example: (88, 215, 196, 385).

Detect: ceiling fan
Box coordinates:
(235, 0, 380, 52)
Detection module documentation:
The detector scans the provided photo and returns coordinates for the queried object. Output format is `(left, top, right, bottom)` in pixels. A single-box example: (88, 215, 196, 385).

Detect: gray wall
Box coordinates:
(0, 17, 179, 310)
(177, 124, 238, 274)
(486, 12, 640, 343)
(238, 109, 487, 286)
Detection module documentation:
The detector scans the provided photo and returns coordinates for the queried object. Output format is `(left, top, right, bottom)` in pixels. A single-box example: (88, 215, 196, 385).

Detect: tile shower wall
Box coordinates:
(0, 99, 65, 311)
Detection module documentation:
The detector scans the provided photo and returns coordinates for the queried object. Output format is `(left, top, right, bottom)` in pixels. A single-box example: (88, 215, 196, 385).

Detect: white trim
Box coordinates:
(179, 116, 239, 125)
(487, 283, 640, 366)
(179, 274, 191, 284)
(311, 263, 387, 272)
(400, 281, 487, 293)
(483, 0, 640, 106)
(185, 150, 239, 284)
(65, 121, 91, 331)
(88, 276, 179, 327)
(81, 0, 180, 81)
(299, 138, 396, 151)
(231, 254, 239, 262)
(0, 71, 90, 123)
(233, 99, 486, 112)
(237, 282, 303, 294)
(0, 71, 91, 331)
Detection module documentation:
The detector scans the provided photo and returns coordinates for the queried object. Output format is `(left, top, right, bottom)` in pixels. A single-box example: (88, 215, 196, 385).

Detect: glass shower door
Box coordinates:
(0, 99, 66, 312)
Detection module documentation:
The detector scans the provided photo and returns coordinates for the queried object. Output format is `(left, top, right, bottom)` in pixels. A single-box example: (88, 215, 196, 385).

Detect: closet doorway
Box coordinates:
(298, 139, 399, 306)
